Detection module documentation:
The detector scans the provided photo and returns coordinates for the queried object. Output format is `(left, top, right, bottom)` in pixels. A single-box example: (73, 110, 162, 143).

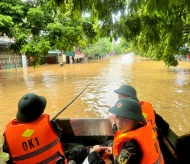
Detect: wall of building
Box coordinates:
(0, 37, 22, 69)
(0, 46, 22, 69)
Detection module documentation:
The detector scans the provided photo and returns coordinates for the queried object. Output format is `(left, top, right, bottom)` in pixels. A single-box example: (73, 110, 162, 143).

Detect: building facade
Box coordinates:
(0, 37, 22, 69)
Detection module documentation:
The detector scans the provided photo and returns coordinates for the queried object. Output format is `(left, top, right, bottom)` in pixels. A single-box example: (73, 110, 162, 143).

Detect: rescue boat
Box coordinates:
(55, 118, 188, 164)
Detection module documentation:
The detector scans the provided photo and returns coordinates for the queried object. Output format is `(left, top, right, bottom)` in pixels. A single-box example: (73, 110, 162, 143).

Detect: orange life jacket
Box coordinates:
(4, 114, 65, 164)
(140, 101, 158, 139)
(113, 123, 164, 164)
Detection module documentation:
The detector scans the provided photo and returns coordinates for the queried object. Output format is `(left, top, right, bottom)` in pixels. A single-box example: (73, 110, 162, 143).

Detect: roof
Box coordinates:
(48, 50, 85, 58)
(0, 39, 14, 47)
(66, 51, 75, 57)
(48, 50, 59, 56)
(48, 50, 75, 57)
(65, 51, 86, 58)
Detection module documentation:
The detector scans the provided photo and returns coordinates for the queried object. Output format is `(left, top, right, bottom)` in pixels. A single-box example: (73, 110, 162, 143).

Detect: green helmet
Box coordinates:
(17, 93, 46, 123)
(114, 84, 139, 101)
(108, 98, 146, 122)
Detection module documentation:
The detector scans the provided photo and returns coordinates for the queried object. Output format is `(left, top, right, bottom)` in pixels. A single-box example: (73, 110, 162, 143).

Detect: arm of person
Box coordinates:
(88, 139, 142, 164)
(2, 134, 12, 164)
(50, 120, 62, 139)
(114, 139, 142, 164)
(88, 145, 108, 164)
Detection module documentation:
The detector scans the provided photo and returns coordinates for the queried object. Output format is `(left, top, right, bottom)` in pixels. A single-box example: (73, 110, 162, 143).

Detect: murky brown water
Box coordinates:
(0, 53, 190, 136)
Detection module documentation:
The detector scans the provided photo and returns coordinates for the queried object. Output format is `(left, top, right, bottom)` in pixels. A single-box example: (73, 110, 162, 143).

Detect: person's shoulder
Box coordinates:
(123, 138, 141, 148)
(50, 120, 62, 137)
(117, 139, 142, 163)
(50, 120, 60, 129)
(140, 101, 153, 106)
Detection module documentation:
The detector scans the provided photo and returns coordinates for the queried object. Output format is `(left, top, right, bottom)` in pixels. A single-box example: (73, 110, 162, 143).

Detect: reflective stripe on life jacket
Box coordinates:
(4, 114, 64, 164)
(155, 152, 164, 164)
(113, 123, 164, 164)
(140, 101, 158, 139)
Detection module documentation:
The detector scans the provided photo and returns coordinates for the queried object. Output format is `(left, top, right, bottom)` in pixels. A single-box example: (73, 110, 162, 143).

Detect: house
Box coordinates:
(0, 37, 22, 69)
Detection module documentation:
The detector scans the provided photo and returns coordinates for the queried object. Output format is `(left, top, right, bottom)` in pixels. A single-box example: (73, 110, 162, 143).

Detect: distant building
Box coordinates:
(0, 37, 22, 69)
(43, 50, 88, 64)
(66, 50, 87, 63)
(41, 50, 66, 65)
(0, 37, 88, 69)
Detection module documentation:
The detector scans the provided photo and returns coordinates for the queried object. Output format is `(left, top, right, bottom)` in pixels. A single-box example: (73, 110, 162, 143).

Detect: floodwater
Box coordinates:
(0, 53, 190, 136)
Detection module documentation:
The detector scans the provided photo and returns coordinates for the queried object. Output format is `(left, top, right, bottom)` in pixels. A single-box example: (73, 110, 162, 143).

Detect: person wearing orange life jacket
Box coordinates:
(3, 93, 66, 164)
(88, 98, 165, 164)
(109, 84, 169, 137)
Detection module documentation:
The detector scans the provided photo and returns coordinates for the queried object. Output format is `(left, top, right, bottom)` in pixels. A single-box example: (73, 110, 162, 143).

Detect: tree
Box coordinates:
(56, 0, 190, 67)
(0, 0, 99, 67)
(82, 38, 113, 59)
(2, 0, 190, 67)
(118, 0, 190, 66)
(0, 0, 54, 67)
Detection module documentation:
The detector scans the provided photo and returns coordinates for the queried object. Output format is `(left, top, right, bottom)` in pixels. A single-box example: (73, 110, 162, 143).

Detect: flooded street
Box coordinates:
(0, 53, 190, 136)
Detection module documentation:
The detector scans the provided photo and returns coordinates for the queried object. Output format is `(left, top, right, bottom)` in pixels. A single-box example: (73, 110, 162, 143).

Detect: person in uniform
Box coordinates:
(109, 84, 169, 136)
(88, 98, 165, 164)
(3, 93, 65, 164)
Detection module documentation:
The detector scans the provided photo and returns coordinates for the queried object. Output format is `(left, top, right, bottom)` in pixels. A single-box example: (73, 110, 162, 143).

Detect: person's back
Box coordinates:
(140, 101, 157, 138)
(3, 93, 65, 164)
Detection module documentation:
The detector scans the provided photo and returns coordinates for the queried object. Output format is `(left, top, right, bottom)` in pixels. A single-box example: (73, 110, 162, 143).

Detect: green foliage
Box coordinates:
(82, 20, 97, 43)
(21, 38, 50, 56)
(1, 0, 190, 67)
(9, 26, 30, 53)
(82, 38, 113, 59)
(117, 37, 130, 53)
(21, 38, 50, 68)
(0, 0, 24, 37)
(120, 0, 190, 67)
(120, 14, 141, 41)
(45, 19, 89, 51)
(0, 15, 13, 36)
